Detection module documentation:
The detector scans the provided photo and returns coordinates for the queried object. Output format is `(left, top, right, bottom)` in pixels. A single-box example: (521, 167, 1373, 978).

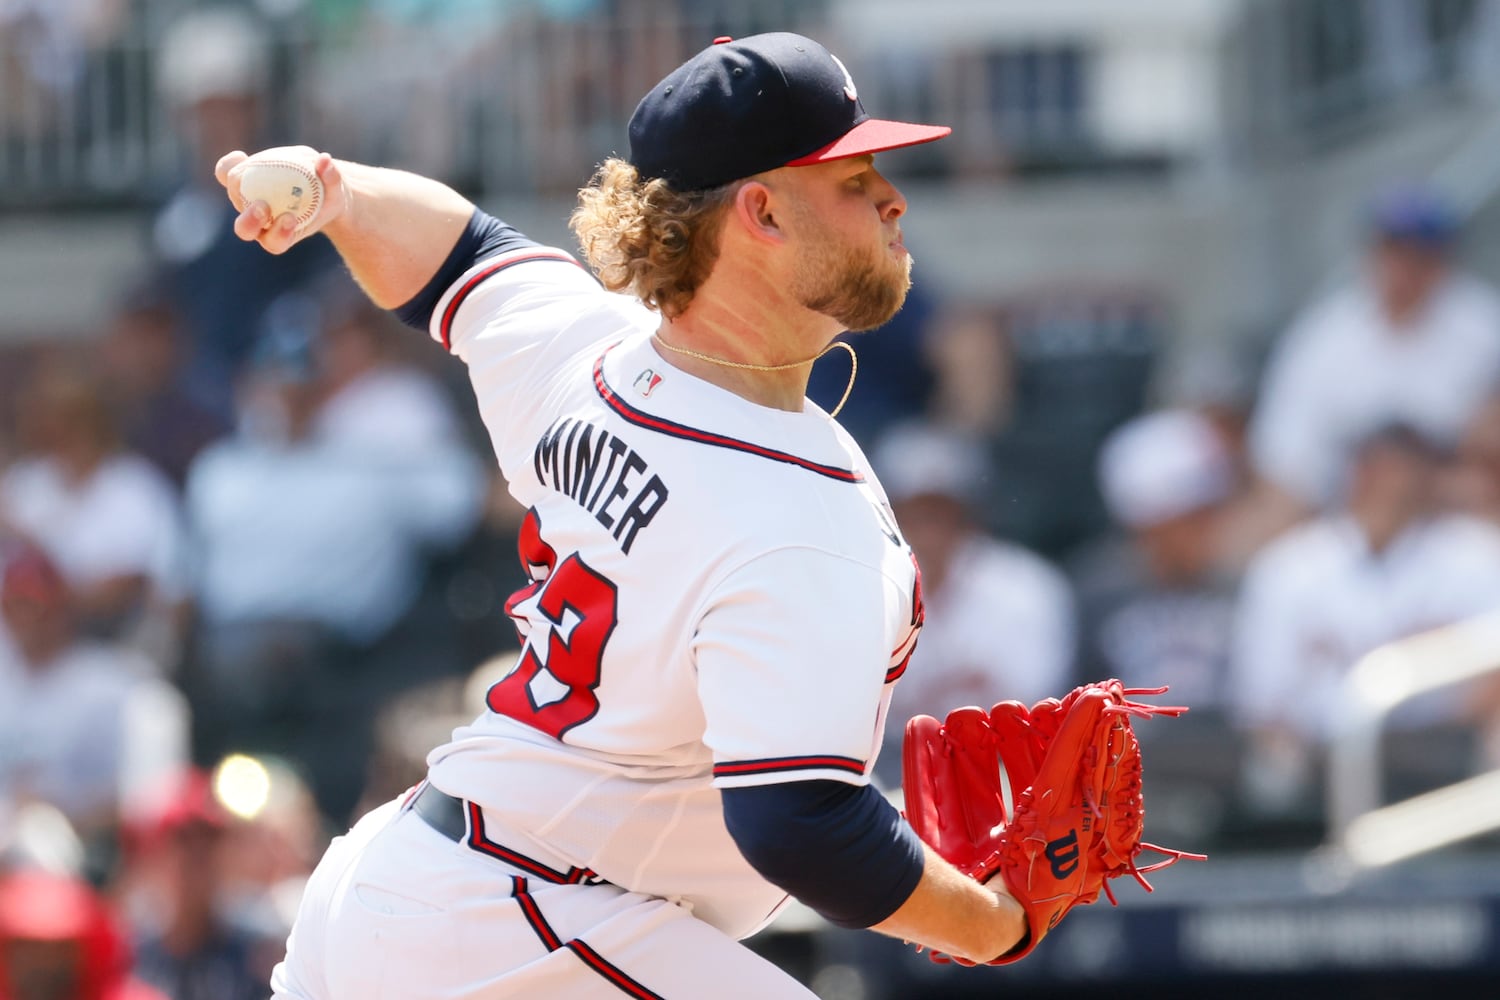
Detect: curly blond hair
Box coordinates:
(570, 159, 739, 318)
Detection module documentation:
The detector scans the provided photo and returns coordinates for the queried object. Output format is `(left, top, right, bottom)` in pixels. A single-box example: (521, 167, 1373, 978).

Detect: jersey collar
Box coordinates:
(592, 336, 865, 484)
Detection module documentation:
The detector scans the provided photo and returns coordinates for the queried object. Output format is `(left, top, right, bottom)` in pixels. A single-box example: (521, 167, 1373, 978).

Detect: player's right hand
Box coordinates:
(215, 146, 349, 255)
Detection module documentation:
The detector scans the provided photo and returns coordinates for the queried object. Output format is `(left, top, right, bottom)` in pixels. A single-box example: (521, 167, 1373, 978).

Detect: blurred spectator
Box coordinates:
(0, 361, 187, 648)
(922, 305, 1014, 437)
(1074, 410, 1241, 708)
(101, 278, 231, 492)
(0, 802, 84, 880)
(0, 868, 166, 1000)
(1231, 423, 1500, 822)
(308, 0, 534, 183)
(0, 0, 127, 142)
(183, 294, 485, 822)
(872, 421, 1074, 774)
(207, 759, 323, 946)
(0, 545, 189, 851)
(1072, 410, 1244, 845)
(151, 5, 334, 413)
(1248, 183, 1500, 527)
(1442, 390, 1500, 527)
(122, 771, 275, 1000)
(308, 282, 473, 455)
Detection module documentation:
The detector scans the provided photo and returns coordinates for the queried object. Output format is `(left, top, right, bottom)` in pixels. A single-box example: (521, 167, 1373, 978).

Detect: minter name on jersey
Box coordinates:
(533, 416, 670, 554)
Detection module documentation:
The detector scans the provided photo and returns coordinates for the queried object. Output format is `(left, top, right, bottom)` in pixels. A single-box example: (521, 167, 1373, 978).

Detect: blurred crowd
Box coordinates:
(8, 4, 1500, 1000)
(867, 183, 1500, 852)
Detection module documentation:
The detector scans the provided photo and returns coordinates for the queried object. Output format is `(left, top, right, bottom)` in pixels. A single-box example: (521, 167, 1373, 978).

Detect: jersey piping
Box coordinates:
(510, 876, 667, 999)
(465, 801, 600, 885)
(438, 250, 587, 351)
(712, 754, 867, 780)
(592, 348, 865, 483)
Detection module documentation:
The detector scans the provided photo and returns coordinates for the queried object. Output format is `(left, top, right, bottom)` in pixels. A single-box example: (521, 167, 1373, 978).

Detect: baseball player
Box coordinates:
(220, 33, 1030, 998)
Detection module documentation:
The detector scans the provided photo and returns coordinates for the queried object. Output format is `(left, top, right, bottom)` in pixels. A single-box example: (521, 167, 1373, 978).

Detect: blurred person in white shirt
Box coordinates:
(1076, 409, 1241, 713)
(0, 544, 188, 852)
(1232, 423, 1500, 819)
(183, 292, 485, 821)
(308, 279, 473, 456)
(1442, 390, 1500, 528)
(0, 361, 188, 656)
(1248, 184, 1500, 530)
(187, 292, 483, 650)
(1072, 410, 1245, 844)
(870, 420, 1073, 779)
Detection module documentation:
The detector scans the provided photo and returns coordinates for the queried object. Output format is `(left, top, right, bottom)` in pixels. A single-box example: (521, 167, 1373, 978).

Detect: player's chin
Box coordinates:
(850, 278, 913, 332)
(886, 245, 915, 287)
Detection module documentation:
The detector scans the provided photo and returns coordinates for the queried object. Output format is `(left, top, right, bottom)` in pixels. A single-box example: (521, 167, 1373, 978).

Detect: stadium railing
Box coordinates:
(1329, 609, 1500, 866)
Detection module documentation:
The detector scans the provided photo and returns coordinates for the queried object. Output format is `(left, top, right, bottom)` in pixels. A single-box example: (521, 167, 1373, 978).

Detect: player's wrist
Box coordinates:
(980, 889, 1028, 963)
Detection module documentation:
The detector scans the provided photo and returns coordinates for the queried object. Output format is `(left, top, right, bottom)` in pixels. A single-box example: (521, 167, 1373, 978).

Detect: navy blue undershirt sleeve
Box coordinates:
(393, 208, 540, 331)
(721, 779, 926, 930)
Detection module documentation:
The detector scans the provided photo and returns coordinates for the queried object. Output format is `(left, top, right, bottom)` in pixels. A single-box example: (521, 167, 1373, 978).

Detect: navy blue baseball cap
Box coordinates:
(628, 33, 951, 192)
(1369, 183, 1459, 248)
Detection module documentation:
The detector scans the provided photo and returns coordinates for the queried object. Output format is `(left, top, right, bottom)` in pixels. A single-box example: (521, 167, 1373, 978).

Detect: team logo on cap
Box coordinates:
(634, 368, 664, 397)
(831, 53, 858, 102)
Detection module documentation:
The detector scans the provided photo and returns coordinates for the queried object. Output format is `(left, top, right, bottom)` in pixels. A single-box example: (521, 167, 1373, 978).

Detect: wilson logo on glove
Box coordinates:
(903, 680, 1207, 966)
(1044, 830, 1080, 879)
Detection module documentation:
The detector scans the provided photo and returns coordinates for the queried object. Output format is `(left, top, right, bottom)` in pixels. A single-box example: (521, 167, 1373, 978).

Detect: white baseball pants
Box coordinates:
(268, 796, 817, 999)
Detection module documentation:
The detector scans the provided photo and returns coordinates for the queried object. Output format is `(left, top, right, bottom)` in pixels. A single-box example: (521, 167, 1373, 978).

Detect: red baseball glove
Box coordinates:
(903, 680, 1205, 965)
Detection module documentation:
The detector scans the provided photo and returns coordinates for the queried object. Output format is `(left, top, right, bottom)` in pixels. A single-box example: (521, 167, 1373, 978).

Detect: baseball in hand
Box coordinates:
(237, 149, 324, 235)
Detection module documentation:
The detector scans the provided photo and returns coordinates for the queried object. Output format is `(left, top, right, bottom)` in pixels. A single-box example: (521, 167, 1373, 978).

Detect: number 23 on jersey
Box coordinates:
(486, 509, 620, 739)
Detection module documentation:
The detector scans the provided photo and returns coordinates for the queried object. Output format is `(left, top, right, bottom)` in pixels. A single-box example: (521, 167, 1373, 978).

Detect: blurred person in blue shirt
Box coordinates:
(151, 7, 336, 416)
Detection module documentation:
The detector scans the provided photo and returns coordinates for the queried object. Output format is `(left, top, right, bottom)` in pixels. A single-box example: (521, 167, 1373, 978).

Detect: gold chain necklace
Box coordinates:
(652, 337, 859, 417)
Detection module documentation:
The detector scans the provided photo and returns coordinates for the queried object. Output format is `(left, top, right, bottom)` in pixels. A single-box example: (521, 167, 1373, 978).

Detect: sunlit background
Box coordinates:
(5, 1, 1500, 998)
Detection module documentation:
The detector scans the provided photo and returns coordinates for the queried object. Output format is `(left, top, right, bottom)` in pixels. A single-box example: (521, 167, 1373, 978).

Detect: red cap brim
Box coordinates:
(785, 118, 952, 167)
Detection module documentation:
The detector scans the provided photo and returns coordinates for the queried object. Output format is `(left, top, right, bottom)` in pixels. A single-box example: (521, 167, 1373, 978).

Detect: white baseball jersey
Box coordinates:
(418, 246, 924, 940)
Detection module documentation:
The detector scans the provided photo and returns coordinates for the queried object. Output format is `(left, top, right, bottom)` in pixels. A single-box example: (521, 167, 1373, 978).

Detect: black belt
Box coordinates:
(409, 783, 604, 886)
(410, 782, 468, 842)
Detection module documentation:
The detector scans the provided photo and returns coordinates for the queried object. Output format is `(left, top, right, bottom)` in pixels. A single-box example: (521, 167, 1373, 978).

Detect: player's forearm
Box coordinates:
(870, 845, 1026, 965)
(320, 161, 476, 309)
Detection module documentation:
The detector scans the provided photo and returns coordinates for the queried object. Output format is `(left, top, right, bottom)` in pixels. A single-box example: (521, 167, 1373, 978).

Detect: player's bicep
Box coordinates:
(695, 548, 901, 788)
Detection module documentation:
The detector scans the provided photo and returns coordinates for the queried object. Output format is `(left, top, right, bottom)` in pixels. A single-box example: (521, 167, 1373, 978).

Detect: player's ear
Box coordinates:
(731, 181, 785, 246)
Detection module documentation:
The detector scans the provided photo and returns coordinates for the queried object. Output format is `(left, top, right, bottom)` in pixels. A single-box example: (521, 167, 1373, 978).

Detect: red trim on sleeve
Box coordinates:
(885, 653, 914, 684)
(438, 250, 584, 351)
(713, 755, 866, 778)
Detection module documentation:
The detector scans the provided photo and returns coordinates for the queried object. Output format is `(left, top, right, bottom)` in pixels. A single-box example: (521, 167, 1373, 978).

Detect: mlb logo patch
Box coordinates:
(633, 369, 664, 397)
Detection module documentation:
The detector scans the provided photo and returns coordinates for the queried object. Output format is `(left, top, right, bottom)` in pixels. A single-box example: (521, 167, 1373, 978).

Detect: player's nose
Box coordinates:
(871, 170, 907, 222)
